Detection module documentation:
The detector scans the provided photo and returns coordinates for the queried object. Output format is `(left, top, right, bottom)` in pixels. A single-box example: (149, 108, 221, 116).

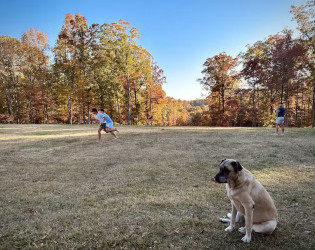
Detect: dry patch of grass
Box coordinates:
(0, 125, 314, 249)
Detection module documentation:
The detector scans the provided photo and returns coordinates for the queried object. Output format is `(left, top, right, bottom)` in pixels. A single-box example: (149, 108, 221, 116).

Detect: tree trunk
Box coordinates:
(285, 80, 289, 127)
(134, 88, 138, 124)
(308, 96, 311, 126)
(252, 85, 256, 127)
(280, 76, 285, 104)
(301, 88, 304, 127)
(5, 94, 13, 116)
(218, 89, 221, 113)
(239, 91, 243, 126)
(15, 88, 21, 124)
(150, 87, 152, 115)
(86, 87, 91, 124)
(76, 104, 80, 124)
(27, 90, 33, 123)
(16, 91, 20, 124)
(56, 77, 60, 123)
(221, 84, 225, 113)
(108, 92, 114, 119)
(87, 101, 90, 124)
(127, 76, 130, 125)
(146, 86, 149, 121)
(82, 93, 86, 124)
(269, 89, 274, 115)
(13, 75, 20, 124)
(115, 88, 121, 125)
(42, 90, 48, 124)
(257, 90, 260, 126)
(295, 86, 298, 127)
(66, 79, 72, 124)
(44, 104, 48, 124)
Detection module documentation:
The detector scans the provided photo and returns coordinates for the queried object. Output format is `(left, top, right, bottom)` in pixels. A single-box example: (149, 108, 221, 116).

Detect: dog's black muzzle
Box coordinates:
(214, 173, 228, 183)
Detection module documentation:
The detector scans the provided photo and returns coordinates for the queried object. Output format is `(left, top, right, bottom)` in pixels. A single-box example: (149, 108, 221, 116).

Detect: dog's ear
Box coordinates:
(221, 158, 227, 163)
(231, 161, 242, 173)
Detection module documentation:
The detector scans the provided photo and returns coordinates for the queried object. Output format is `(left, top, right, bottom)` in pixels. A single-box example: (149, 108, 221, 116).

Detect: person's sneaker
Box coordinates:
(273, 133, 279, 135)
(279, 133, 284, 135)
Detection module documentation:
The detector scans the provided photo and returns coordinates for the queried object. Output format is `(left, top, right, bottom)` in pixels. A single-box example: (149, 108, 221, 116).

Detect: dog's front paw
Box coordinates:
(241, 235, 251, 243)
(238, 227, 246, 234)
(225, 225, 234, 233)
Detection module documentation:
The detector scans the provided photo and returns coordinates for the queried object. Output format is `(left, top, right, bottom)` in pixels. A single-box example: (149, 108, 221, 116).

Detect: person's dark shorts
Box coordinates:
(100, 123, 107, 130)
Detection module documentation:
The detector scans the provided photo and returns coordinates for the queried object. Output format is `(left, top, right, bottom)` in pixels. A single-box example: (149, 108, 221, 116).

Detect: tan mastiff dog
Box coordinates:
(212, 159, 277, 243)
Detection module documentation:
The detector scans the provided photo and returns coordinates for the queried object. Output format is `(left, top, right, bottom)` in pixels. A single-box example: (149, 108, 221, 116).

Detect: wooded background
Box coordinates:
(0, 1, 314, 127)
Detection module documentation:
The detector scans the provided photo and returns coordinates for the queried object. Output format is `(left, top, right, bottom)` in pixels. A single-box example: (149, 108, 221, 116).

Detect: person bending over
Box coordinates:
(100, 108, 119, 137)
(92, 108, 107, 142)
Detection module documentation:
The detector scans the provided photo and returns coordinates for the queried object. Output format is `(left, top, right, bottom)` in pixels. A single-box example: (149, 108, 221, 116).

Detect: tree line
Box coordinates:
(198, 0, 315, 127)
(0, 14, 172, 125)
(0, 13, 206, 126)
(0, 1, 314, 127)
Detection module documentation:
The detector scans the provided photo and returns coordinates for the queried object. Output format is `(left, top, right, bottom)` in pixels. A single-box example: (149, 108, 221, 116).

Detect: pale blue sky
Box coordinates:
(0, 0, 306, 100)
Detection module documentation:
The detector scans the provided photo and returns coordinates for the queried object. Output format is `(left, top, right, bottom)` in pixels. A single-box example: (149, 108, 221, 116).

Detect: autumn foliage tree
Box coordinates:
(291, 0, 315, 127)
(55, 13, 98, 124)
(0, 36, 23, 123)
(199, 52, 239, 126)
(21, 28, 50, 123)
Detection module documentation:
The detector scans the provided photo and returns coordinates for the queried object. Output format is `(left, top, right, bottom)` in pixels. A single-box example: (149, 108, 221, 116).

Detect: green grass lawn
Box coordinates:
(0, 125, 314, 249)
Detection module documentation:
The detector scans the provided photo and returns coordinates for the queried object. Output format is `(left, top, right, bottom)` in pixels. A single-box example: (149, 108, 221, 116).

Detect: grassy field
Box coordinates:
(0, 125, 314, 249)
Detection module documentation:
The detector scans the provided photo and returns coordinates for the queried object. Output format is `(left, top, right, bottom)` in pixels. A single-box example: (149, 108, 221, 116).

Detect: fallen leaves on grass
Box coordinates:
(28, 208, 37, 214)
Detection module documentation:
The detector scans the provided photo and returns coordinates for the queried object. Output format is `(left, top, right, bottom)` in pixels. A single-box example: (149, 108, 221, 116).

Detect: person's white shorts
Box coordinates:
(107, 122, 113, 128)
(276, 117, 284, 124)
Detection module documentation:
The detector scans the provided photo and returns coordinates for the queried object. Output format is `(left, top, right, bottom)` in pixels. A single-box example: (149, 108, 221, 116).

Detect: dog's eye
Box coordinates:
(223, 168, 230, 175)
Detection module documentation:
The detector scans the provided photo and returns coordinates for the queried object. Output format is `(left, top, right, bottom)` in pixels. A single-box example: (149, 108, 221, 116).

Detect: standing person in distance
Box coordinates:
(274, 103, 285, 135)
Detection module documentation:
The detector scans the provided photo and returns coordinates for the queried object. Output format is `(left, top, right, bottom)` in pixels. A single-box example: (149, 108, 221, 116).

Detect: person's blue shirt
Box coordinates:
(103, 113, 113, 123)
(277, 107, 285, 117)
